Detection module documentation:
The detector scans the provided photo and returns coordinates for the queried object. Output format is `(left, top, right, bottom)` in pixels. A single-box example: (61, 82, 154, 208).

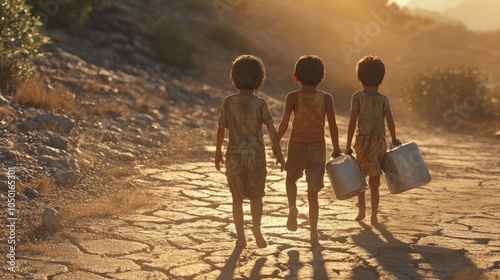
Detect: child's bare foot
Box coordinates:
(251, 226, 267, 248)
(286, 206, 298, 231)
(355, 209, 366, 221)
(235, 237, 247, 248)
(371, 216, 379, 225)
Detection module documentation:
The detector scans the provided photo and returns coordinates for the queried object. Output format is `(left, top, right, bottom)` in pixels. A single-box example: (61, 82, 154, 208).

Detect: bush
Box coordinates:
(0, 0, 48, 89)
(404, 66, 496, 128)
(208, 22, 252, 52)
(28, 0, 107, 28)
(151, 19, 195, 69)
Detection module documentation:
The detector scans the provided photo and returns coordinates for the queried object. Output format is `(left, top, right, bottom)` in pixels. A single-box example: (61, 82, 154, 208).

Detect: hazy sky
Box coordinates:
(390, 0, 466, 12)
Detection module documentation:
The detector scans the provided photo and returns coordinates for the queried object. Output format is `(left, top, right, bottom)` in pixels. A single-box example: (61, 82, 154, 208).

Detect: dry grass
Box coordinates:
(26, 176, 55, 195)
(61, 188, 156, 223)
(92, 103, 125, 117)
(13, 79, 79, 114)
(0, 105, 10, 117)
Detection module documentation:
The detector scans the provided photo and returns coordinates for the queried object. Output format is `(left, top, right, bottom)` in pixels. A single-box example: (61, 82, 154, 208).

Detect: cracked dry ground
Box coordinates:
(9, 124, 500, 279)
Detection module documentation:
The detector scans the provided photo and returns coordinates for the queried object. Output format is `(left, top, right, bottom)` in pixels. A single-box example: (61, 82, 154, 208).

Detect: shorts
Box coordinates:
(354, 134, 387, 177)
(225, 150, 267, 200)
(286, 142, 326, 192)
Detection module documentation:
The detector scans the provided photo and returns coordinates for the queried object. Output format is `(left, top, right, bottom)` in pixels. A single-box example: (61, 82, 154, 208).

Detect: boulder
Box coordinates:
(36, 114, 75, 133)
(20, 120, 41, 132)
(24, 186, 41, 199)
(38, 145, 62, 157)
(42, 208, 62, 229)
(53, 170, 81, 186)
(46, 132, 69, 151)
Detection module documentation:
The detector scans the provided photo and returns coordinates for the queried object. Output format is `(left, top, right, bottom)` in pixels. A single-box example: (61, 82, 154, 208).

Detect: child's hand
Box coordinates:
(392, 139, 402, 146)
(215, 151, 224, 171)
(331, 151, 342, 158)
(345, 147, 353, 155)
(276, 153, 285, 172)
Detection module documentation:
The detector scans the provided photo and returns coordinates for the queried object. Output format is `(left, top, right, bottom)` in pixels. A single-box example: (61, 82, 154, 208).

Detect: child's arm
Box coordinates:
(265, 120, 285, 171)
(345, 110, 358, 154)
(385, 110, 401, 146)
(215, 126, 225, 171)
(273, 93, 295, 155)
(325, 94, 342, 156)
(276, 93, 295, 141)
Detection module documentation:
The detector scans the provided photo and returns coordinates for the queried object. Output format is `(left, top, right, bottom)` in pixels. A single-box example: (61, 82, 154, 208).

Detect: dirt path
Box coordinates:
(6, 118, 500, 279)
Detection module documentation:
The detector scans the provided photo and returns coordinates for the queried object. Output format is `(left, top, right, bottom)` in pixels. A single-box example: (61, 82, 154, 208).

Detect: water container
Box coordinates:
(382, 142, 431, 194)
(326, 155, 367, 200)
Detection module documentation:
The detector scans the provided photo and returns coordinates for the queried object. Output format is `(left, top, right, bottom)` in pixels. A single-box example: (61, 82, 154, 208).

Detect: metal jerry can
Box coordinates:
(382, 142, 431, 194)
(326, 155, 367, 200)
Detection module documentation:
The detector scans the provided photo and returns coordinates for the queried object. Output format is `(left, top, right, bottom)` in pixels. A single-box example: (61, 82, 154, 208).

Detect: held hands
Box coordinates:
(275, 152, 285, 172)
(215, 150, 224, 171)
(273, 145, 285, 172)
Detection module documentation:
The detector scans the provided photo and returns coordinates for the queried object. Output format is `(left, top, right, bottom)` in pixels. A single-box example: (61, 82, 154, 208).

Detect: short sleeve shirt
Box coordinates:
(351, 90, 391, 137)
(218, 93, 274, 151)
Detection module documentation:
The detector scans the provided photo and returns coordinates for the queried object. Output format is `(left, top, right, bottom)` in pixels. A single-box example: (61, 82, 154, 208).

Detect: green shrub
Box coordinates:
(208, 22, 251, 51)
(404, 66, 495, 128)
(28, 0, 107, 28)
(0, 0, 49, 89)
(151, 19, 195, 69)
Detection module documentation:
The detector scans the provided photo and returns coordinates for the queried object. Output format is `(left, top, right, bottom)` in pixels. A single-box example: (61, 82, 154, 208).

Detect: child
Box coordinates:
(345, 55, 401, 225)
(275, 55, 342, 240)
(215, 55, 285, 248)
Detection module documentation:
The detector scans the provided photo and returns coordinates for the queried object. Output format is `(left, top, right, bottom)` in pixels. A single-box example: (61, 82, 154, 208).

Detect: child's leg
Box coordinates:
(250, 197, 267, 248)
(232, 197, 246, 247)
(286, 178, 298, 209)
(286, 178, 299, 231)
(308, 191, 319, 239)
(369, 175, 381, 225)
(355, 192, 366, 221)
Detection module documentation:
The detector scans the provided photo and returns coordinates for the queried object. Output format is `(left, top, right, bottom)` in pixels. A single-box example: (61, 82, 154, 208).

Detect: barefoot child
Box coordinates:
(345, 55, 401, 225)
(275, 55, 342, 240)
(215, 55, 285, 248)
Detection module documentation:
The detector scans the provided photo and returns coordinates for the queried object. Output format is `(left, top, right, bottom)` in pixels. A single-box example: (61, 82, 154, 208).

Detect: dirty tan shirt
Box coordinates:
(289, 90, 327, 143)
(351, 90, 391, 137)
(218, 93, 274, 151)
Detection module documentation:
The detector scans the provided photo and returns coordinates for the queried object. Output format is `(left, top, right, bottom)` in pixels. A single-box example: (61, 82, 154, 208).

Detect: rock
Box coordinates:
(23, 108, 38, 119)
(15, 142, 32, 154)
(53, 170, 81, 186)
(0, 147, 17, 159)
(38, 145, 62, 157)
(153, 131, 170, 143)
(184, 121, 200, 129)
(24, 186, 41, 199)
(37, 114, 75, 133)
(46, 132, 69, 151)
(103, 131, 119, 143)
(0, 95, 9, 106)
(42, 208, 62, 229)
(20, 120, 41, 132)
(111, 32, 129, 44)
(109, 150, 135, 161)
(39, 155, 78, 169)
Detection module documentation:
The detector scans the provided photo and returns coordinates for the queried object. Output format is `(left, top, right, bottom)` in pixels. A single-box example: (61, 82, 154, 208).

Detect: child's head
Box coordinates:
(294, 55, 325, 87)
(230, 55, 266, 91)
(356, 55, 385, 87)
